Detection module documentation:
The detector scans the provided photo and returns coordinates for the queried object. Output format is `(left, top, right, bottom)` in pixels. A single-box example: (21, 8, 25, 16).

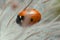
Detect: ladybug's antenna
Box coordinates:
(24, 0, 33, 10)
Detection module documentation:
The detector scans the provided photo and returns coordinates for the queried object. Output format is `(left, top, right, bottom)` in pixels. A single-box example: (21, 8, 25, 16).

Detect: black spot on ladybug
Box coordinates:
(31, 18, 33, 22)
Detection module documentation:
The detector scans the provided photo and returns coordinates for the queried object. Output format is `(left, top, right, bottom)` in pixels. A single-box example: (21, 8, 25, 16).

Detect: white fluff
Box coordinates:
(0, 0, 60, 40)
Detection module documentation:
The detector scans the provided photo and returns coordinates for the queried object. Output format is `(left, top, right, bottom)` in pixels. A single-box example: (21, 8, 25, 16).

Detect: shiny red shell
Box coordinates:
(18, 9, 41, 25)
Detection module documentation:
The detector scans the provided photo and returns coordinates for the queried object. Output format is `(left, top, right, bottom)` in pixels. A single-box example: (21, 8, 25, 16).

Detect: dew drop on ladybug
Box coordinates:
(16, 0, 41, 26)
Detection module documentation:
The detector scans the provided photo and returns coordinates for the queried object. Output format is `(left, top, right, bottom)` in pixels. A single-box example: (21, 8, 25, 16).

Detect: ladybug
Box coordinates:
(16, 9, 41, 26)
(16, 0, 41, 26)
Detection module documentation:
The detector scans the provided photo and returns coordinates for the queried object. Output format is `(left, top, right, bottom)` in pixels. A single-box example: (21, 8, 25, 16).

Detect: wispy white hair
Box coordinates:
(0, 0, 60, 40)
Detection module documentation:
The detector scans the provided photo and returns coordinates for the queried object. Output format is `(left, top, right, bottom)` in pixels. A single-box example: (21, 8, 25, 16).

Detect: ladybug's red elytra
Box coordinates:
(16, 0, 41, 26)
(16, 8, 41, 26)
